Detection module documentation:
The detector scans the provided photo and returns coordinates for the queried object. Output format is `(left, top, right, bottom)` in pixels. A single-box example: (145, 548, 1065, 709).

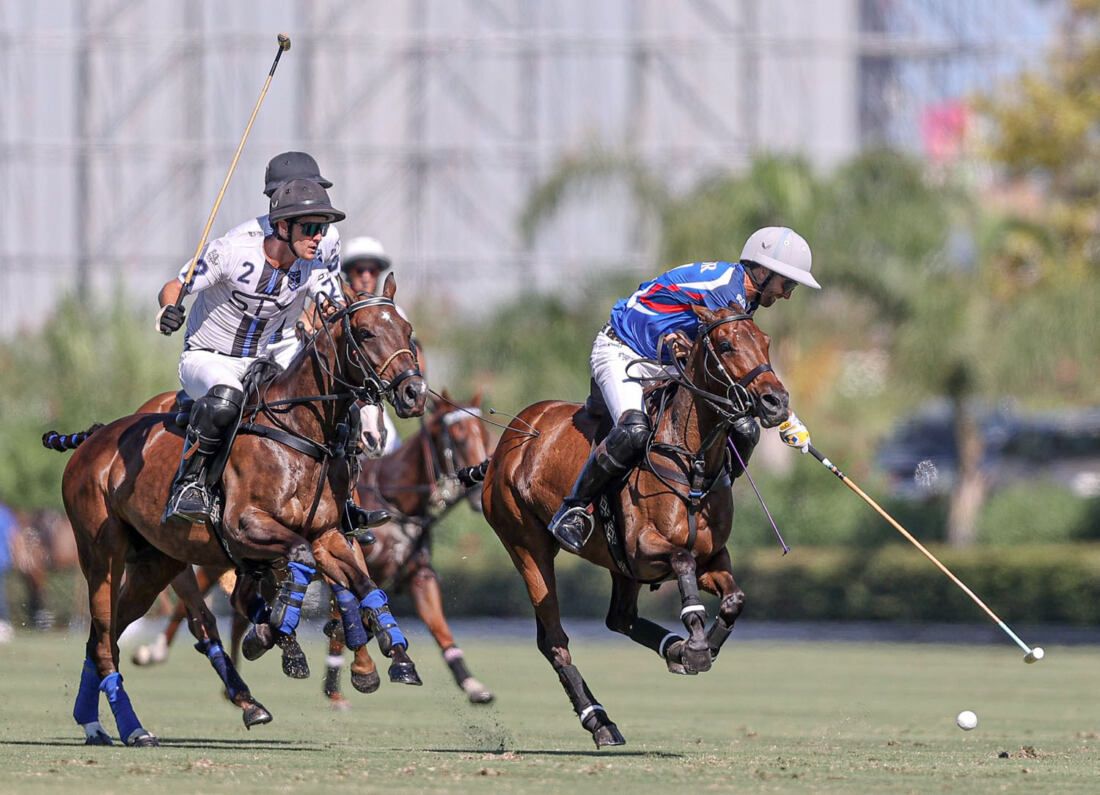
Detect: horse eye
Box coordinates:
(356, 328, 375, 341)
(717, 341, 734, 353)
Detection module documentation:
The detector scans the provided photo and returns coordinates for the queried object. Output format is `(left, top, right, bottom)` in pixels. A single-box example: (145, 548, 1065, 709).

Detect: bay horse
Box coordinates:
(48, 274, 427, 747)
(132, 390, 497, 707)
(8, 508, 84, 629)
(473, 305, 789, 747)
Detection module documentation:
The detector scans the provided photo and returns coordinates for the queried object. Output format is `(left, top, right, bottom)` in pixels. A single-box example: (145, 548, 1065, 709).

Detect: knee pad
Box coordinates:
(603, 409, 651, 467)
(189, 386, 245, 444)
(729, 415, 760, 449)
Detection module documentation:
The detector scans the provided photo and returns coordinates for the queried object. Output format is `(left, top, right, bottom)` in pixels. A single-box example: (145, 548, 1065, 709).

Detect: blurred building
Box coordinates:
(0, 0, 1059, 334)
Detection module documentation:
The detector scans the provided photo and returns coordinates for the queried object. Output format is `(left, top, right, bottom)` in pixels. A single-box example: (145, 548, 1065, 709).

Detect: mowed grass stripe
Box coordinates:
(0, 634, 1097, 794)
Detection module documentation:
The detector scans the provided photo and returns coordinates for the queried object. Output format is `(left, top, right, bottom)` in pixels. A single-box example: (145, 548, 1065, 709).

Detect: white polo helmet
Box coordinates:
(740, 226, 820, 289)
(342, 236, 391, 272)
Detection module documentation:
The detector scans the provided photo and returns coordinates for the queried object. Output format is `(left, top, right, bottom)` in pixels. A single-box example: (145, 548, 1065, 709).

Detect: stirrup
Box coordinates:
(163, 480, 215, 524)
(548, 504, 595, 554)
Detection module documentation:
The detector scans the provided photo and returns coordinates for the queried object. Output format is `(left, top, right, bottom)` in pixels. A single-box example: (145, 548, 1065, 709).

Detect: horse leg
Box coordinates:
(168, 564, 273, 729)
(313, 531, 421, 687)
(321, 597, 352, 710)
(511, 540, 625, 748)
(697, 548, 746, 661)
(669, 548, 711, 674)
(408, 564, 493, 704)
(132, 564, 226, 667)
(605, 572, 695, 675)
(73, 518, 157, 747)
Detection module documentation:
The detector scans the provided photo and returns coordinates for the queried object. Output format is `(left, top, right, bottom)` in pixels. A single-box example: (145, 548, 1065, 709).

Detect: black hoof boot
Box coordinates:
(84, 729, 114, 746)
(242, 700, 273, 729)
(277, 634, 310, 679)
(388, 660, 423, 686)
(242, 623, 277, 661)
(126, 729, 160, 748)
(592, 722, 626, 748)
(322, 618, 345, 643)
(351, 670, 381, 694)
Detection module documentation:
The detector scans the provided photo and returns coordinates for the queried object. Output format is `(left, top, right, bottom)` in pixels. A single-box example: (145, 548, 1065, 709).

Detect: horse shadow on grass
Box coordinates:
(2, 738, 324, 753)
(421, 747, 683, 759)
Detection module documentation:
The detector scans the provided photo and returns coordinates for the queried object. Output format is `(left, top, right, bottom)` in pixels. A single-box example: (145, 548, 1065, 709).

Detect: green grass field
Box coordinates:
(0, 631, 1097, 794)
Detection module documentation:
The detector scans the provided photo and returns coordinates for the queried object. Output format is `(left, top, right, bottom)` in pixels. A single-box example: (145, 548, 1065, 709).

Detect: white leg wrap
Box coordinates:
(578, 704, 606, 723)
(658, 632, 681, 658)
(326, 655, 345, 668)
(680, 604, 707, 620)
(443, 647, 465, 663)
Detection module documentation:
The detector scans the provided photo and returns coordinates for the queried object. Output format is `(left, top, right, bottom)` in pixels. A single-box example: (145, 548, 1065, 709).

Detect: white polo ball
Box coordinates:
(956, 710, 978, 731)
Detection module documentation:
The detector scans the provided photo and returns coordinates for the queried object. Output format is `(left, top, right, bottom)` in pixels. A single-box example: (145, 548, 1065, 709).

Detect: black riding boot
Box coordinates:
(163, 385, 245, 524)
(341, 500, 389, 545)
(548, 409, 651, 554)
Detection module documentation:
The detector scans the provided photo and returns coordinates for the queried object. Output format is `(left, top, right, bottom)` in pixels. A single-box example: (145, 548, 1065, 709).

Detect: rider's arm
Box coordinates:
(158, 278, 185, 308)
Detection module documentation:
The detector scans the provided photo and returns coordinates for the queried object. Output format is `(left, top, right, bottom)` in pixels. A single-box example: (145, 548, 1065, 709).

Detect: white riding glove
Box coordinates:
(778, 412, 811, 454)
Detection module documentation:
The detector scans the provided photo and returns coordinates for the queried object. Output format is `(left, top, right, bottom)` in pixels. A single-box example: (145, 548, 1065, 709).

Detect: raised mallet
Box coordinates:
(172, 33, 292, 314)
(808, 444, 1044, 664)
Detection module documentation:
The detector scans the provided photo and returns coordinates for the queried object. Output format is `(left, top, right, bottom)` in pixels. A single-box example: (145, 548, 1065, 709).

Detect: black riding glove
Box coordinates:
(156, 304, 186, 335)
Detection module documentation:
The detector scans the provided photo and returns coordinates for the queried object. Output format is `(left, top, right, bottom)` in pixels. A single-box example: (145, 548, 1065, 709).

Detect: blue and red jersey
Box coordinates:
(609, 260, 749, 360)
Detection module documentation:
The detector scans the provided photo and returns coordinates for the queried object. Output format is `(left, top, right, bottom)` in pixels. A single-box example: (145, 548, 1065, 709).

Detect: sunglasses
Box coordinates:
(781, 277, 798, 293)
(294, 220, 330, 237)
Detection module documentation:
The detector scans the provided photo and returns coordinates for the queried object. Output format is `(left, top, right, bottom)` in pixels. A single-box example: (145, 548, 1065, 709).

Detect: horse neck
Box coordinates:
(656, 344, 727, 474)
(264, 334, 354, 442)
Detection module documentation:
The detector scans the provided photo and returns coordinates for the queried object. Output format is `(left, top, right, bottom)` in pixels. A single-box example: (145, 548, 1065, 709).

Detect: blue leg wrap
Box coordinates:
(99, 672, 143, 743)
(73, 658, 102, 725)
(246, 594, 271, 625)
(196, 640, 247, 702)
(331, 583, 370, 650)
(360, 589, 408, 651)
(270, 561, 314, 635)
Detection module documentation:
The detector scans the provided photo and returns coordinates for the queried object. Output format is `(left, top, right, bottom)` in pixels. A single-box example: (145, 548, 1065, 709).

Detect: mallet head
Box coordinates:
(277, 33, 291, 51)
(1024, 646, 1044, 664)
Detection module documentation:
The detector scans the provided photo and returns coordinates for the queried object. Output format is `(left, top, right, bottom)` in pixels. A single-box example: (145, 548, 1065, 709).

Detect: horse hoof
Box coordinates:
(682, 644, 712, 674)
(84, 729, 114, 746)
(592, 723, 626, 748)
(462, 679, 495, 704)
(125, 730, 160, 748)
(388, 660, 423, 686)
(242, 624, 276, 661)
(328, 694, 352, 712)
(351, 670, 381, 693)
(277, 636, 310, 679)
(665, 640, 698, 676)
(242, 701, 273, 729)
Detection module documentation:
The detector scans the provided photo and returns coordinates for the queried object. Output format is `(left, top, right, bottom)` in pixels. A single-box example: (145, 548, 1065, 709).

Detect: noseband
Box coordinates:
(327, 296, 423, 404)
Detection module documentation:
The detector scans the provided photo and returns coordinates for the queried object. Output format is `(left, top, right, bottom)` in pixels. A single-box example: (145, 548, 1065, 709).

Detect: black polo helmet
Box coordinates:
(268, 179, 346, 224)
(263, 151, 333, 197)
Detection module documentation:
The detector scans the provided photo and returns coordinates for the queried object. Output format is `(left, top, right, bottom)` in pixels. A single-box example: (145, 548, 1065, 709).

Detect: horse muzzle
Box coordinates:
(391, 375, 428, 419)
(755, 387, 789, 428)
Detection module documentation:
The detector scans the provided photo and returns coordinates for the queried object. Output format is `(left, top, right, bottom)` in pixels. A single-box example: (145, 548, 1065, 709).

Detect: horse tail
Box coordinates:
(41, 423, 104, 453)
(456, 459, 490, 487)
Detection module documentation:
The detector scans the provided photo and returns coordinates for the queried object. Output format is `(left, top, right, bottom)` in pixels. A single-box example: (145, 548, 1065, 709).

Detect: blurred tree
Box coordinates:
(0, 295, 178, 508)
(976, 0, 1100, 282)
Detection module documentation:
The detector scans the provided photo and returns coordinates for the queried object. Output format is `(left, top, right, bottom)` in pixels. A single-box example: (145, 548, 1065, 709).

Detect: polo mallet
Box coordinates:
(807, 444, 1044, 664)
(170, 33, 292, 316)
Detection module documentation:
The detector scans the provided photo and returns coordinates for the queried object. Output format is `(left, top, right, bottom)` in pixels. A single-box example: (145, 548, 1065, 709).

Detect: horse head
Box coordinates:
(687, 305, 789, 428)
(423, 389, 491, 511)
(329, 274, 428, 418)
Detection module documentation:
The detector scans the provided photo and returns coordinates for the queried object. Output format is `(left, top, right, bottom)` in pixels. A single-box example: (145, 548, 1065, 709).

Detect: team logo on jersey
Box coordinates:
(287, 268, 302, 290)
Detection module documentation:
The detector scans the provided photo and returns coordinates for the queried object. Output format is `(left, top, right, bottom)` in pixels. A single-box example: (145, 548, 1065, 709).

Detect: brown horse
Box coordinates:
(8, 508, 83, 629)
(132, 390, 497, 707)
(476, 305, 789, 747)
(49, 275, 427, 747)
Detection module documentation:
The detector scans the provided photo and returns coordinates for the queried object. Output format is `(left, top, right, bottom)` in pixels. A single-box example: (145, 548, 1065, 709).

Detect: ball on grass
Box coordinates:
(956, 710, 978, 731)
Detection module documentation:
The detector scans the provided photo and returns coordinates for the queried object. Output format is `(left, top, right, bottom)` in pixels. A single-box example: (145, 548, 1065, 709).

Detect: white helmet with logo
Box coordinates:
(342, 236, 391, 273)
(740, 226, 820, 289)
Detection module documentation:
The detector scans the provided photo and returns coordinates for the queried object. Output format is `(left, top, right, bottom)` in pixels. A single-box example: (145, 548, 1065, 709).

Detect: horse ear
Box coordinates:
(470, 389, 482, 407)
(441, 387, 452, 402)
(383, 272, 397, 300)
(692, 304, 718, 326)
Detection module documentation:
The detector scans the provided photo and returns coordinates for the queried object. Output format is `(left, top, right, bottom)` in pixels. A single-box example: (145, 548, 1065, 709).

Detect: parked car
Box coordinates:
(876, 403, 1100, 499)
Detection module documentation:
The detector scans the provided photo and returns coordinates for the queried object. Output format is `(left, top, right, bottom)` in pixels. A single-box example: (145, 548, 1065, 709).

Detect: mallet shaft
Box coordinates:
(176, 34, 290, 307)
(808, 444, 1040, 659)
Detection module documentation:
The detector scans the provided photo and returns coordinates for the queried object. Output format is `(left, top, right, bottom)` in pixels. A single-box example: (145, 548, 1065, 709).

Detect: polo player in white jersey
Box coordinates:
(155, 179, 348, 524)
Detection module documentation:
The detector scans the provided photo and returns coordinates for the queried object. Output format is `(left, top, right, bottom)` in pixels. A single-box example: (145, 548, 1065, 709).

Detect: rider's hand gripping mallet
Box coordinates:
(166, 33, 292, 328)
(807, 444, 1044, 664)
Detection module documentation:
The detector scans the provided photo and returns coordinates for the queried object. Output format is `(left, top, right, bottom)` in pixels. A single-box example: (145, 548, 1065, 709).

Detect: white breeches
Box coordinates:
(590, 329, 674, 423)
(179, 350, 257, 399)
